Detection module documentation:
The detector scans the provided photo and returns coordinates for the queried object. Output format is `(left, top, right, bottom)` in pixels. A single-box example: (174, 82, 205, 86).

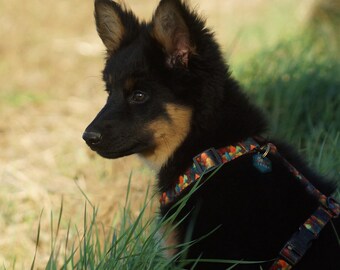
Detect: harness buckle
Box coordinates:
(327, 197, 340, 218)
(279, 226, 316, 266)
(193, 148, 223, 174)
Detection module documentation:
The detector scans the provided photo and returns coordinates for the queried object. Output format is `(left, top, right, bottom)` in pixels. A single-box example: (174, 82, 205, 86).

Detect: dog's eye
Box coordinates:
(129, 90, 148, 104)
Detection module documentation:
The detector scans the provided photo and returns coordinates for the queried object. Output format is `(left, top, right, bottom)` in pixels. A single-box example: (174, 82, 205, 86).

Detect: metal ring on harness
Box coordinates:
(261, 144, 271, 158)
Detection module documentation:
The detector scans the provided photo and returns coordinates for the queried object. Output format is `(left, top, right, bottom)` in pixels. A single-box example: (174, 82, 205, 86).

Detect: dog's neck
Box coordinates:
(157, 81, 268, 192)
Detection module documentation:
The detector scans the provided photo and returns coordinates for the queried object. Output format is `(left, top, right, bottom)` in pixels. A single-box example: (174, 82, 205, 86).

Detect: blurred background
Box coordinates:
(0, 0, 339, 268)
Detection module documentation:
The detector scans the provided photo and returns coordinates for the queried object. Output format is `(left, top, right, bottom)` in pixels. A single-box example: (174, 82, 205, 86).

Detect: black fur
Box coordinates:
(83, 0, 340, 269)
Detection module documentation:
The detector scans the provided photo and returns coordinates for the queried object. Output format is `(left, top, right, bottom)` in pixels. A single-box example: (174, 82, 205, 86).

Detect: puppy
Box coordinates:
(83, 0, 340, 269)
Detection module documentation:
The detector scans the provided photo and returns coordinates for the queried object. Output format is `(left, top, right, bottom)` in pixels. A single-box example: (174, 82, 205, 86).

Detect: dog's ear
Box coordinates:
(152, 0, 194, 68)
(94, 0, 139, 54)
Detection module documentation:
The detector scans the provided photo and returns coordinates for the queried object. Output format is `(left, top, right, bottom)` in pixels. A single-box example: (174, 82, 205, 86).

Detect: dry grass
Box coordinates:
(0, 0, 314, 268)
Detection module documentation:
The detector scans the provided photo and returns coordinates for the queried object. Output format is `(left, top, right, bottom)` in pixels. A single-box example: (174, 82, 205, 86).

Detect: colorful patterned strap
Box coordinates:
(270, 259, 292, 270)
(268, 143, 340, 269)
(270, 204, 339, 270)
(267, 143, 340, 216)
(159, 137, 260, 206)
(159, 138, 340, 269)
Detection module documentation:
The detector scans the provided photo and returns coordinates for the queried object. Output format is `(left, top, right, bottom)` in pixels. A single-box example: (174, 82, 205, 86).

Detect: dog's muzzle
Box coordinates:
(82, 131, 102, 146)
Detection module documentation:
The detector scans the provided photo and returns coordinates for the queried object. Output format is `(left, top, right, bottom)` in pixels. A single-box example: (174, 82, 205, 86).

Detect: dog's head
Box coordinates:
(83, 0, 226, 169)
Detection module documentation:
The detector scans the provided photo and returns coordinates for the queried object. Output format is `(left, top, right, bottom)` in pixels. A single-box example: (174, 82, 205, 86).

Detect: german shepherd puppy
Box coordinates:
(83, 0, 340, 269)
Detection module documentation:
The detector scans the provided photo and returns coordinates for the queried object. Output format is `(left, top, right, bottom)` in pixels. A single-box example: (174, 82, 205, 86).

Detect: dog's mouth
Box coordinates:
(96, 149, 133, 159)
(94, 143, 151, 159)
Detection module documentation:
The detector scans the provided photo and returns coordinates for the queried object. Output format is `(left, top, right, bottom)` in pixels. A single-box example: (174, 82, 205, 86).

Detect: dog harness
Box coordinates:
(160, 137, 340, 269)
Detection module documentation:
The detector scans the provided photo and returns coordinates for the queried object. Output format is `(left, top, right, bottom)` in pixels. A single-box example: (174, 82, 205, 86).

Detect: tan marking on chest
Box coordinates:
(158, 224, 180, 258)
(139, 103, 192, 171)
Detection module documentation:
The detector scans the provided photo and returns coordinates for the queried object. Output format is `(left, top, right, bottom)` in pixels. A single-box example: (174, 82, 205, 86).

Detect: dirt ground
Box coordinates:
(0, 0, 314, 268)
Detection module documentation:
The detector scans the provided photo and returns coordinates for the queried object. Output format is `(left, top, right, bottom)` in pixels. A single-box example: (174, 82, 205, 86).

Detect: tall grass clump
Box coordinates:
(37, 175, 194, 270)
(38, 173, 270, 270)
(234, 30, 339, 179)
(37, 178, 180, 270)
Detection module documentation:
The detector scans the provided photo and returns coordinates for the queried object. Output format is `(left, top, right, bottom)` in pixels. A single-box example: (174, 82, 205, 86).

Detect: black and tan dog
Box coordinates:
(83, 0, 340, 269)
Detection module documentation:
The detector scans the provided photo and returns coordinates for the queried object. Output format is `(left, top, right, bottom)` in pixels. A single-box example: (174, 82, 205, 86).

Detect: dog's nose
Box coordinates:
(82, 131, 102, 145)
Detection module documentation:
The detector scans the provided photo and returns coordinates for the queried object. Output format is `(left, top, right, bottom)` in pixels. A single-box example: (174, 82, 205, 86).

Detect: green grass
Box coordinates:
(36, 21, 339, 270)
(234, 34, 339, 179)
(37, 177, 179, 270)
(36, 172, 272, 270)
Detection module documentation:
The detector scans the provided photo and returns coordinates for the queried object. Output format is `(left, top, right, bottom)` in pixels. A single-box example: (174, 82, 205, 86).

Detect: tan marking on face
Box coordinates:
(124, 78, 135, 92)
(139, 104, 192, 171)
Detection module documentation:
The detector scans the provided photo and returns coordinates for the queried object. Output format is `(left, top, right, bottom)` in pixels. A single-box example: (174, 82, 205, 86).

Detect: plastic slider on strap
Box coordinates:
(327, 197, 340, 218)
(193, 148, 223, 174)
(279, 226, 317, 266)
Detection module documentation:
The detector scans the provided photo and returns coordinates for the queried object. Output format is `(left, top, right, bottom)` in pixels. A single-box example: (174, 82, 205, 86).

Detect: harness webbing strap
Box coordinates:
(268, 143, 340, 216)
(268, 143, 340, 269)
(270, 204, 338, 270)
(159, 138, 340, 269)
(159, 138, 260, 206)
